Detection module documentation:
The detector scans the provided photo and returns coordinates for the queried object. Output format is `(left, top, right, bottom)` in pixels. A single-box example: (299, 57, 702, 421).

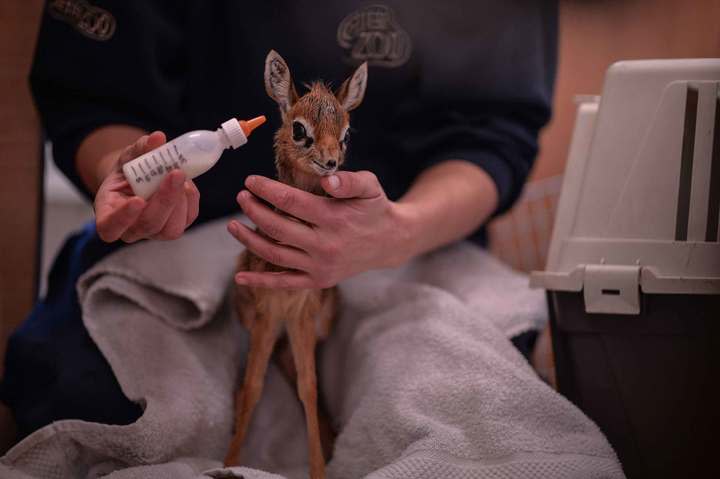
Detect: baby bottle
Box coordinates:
(122, 116, 266, 199)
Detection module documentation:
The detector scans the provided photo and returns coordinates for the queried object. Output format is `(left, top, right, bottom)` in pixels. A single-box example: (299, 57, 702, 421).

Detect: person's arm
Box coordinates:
(30, 2, 197, 242)
(76, 125, 147, 195)
(394, 160, 498, 260)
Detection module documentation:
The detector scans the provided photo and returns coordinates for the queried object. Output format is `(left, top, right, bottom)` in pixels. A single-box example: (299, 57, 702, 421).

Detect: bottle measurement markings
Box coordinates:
(151, 154, 164, 176)
(159, 149, 179, 170)
(144, 157, 154, 174)
(173, 144, 188, 164)
(167, 146, 183, 167)
(131, 164, 143, 183)
(137, 163, 151, 182)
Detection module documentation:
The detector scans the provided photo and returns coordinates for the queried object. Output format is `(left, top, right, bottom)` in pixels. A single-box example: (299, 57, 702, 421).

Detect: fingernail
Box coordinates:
(245, 176, 257, 187)
(234, 274, 247, 284)
(238, 190, 251, 201)
(228, 222, 238, 235)
(328, 175, 340, 190)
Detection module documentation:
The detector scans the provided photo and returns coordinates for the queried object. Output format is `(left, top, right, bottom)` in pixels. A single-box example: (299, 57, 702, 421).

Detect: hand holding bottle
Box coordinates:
(94, 116, 264, 243)
(95, 131, 200, 243)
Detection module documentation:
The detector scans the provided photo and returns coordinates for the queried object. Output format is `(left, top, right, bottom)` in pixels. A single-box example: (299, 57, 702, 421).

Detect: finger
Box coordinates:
(228, 220, 310, 271)
(142, 131, 166, 153)
(100, 170, 135, 193)
(234, 271, 314, 290)
(237, 190, 313, 247)
(320, 170, 383, 199)
(244, 175, 327, 224)
(123, 170, 185, 241)
(118, 131, 166, 166)
(153, 188, 188, 240)
(184, 181, 200, 226)
(117, 136, 147, 165)
(96, 197, 145, 242)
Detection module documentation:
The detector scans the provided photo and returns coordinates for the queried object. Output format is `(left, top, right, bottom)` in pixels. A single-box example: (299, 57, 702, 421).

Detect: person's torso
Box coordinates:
(154, 0, 553, 221)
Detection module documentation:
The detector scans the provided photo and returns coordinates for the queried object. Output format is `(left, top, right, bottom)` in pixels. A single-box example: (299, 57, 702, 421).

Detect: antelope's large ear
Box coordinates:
(336, 62, 368, 111)
(264, 50, 299, 114)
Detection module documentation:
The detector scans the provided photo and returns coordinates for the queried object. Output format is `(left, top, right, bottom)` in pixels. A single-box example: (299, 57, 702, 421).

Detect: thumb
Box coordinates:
(321, 170, 384, 199)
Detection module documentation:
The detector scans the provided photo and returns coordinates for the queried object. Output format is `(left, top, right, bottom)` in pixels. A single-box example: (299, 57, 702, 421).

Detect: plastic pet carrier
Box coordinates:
(531, 59, 720, 478)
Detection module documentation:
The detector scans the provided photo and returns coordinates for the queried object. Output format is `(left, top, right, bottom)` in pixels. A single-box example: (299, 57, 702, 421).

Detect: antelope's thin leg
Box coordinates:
(314, 289, 338, 459)
(287, 309, 325, 479)
(276, 335, 335, 461)
(224, 313, 280, 467)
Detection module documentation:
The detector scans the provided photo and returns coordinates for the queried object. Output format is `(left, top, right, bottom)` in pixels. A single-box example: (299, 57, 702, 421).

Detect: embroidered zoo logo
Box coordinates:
(49, 0, 116, 41)
(337, 5, 412, 68)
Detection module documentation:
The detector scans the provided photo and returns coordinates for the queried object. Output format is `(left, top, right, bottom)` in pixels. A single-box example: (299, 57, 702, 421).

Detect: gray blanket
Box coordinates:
(0, 216, 624, 478)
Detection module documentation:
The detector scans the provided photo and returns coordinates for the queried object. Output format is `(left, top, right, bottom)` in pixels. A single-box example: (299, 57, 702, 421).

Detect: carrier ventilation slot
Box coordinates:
(675, 86, 698, 241)
(706, 86, 720, 242)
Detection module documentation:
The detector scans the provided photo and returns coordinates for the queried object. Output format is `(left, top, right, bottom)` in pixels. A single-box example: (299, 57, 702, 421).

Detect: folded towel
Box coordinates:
(0, 217, 624, 479)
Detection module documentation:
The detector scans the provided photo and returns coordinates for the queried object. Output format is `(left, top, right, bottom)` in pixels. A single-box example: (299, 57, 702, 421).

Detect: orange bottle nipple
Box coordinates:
(240, 116, 267, 137)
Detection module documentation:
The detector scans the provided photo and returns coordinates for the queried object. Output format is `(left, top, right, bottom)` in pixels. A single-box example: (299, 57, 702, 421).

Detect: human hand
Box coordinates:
(227, 172, 413, 289)
(94, 131, 200, 243)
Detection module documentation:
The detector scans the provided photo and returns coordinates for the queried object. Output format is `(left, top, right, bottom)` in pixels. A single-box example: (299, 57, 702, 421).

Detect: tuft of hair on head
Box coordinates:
(335, 62, 368, 112)
(264, 50, 299, 116)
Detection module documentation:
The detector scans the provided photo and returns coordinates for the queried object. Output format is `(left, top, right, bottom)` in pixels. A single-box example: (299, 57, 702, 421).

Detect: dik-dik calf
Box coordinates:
(224, 50, 368, 479)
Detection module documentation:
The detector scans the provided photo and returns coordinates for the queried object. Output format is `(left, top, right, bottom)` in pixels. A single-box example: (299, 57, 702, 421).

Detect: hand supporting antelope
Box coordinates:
(229, 169, 412, 290)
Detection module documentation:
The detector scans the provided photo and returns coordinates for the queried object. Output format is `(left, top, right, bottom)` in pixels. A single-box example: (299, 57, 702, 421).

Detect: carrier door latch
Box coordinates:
(583, 264, 641, 315)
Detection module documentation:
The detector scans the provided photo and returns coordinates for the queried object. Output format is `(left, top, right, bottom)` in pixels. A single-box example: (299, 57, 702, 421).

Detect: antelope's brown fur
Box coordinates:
(223, 51, 367, 479)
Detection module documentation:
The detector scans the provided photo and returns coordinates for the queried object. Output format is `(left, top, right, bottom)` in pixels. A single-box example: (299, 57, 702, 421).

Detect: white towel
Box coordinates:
(0, 216, 624, 479)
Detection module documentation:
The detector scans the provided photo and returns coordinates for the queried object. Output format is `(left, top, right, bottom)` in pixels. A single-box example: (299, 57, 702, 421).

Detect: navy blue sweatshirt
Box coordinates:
(2, 0, 557, 440)
(31, 0, 557, 239)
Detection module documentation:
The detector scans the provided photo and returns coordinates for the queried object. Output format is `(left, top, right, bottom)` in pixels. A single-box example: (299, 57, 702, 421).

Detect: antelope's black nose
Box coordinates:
(326, 160, 337, 168)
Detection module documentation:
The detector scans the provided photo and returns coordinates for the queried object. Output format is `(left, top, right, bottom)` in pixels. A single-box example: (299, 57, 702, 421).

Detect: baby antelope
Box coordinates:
(224, 50, 368, 479)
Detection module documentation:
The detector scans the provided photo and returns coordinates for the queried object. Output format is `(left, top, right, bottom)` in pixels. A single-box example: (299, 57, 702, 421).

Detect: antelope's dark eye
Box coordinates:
(292, 121, 306, 141)
(342, 129, 350, 147)
(292, 121, 313, 147)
